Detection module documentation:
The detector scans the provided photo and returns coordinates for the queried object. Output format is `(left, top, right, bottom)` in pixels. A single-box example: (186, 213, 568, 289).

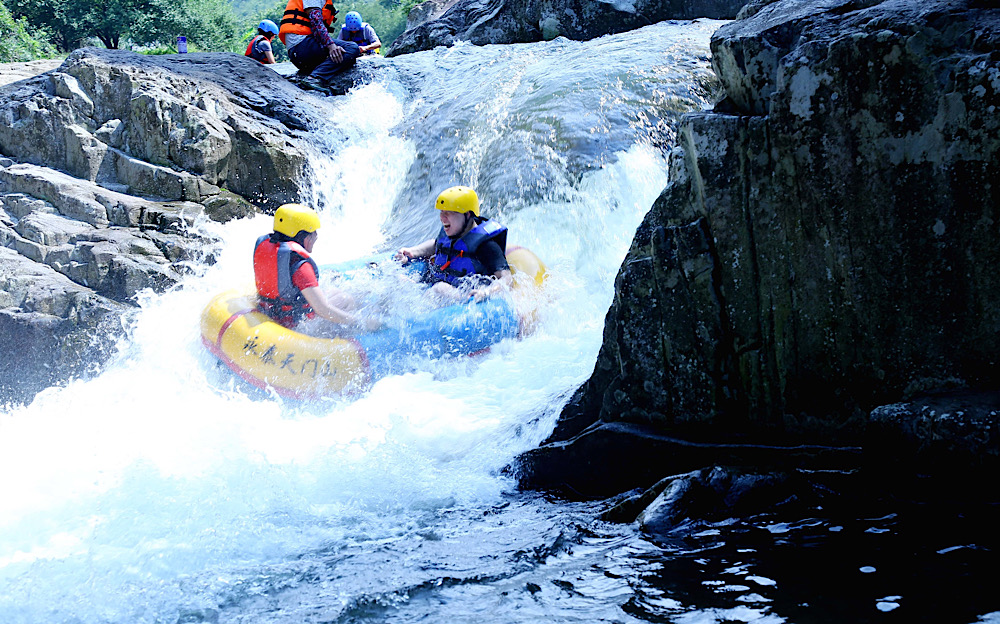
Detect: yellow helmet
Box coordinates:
(274, 203, 321, 237)
(435, 186, 479, 217)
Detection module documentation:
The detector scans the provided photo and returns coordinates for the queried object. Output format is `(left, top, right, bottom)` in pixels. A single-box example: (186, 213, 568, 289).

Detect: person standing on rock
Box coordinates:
(278, 0, 360, 91)
(338, 11, 381, 55)
(394, 186, 512, 303)
(254, 203, 374, 328)
(245, 20, 279, 64)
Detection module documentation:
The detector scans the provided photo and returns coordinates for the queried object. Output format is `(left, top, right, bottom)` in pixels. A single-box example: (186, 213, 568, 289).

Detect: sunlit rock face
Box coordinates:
(387, 0, 748, 55)
(0, 48, 341, 403)
(0, 48, 317, 209)
(521, 0, 1000, 496)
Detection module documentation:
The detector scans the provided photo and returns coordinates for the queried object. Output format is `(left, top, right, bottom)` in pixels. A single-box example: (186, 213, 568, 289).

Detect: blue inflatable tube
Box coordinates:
(320, 255, 522, 381)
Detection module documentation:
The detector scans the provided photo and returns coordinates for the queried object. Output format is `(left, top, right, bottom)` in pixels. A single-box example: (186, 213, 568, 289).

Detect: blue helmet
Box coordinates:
(258, 19, 279, 35)
(344, 11, 362, 31)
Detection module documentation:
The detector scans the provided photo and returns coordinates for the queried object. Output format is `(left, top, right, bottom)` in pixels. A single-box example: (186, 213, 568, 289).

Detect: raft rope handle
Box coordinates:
(217, 308, 257, 348)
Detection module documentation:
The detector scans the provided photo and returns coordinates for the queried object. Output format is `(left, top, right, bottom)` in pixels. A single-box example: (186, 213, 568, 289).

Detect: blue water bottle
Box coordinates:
(177, 36, 188, 53)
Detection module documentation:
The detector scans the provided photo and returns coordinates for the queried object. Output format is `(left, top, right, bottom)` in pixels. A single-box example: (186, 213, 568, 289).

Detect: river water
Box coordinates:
(2, 19, 998, 624)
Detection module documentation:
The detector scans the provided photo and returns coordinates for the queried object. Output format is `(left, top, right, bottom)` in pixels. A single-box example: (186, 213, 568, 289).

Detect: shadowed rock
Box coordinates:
(387, 0, 749, 55)
(519, 0, 1000, 497)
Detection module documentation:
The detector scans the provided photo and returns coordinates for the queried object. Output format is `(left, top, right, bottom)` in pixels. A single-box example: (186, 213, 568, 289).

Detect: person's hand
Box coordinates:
(352, 314, 381, 332)
(394, 248, 414, 263)
(327, 43, 344, 63)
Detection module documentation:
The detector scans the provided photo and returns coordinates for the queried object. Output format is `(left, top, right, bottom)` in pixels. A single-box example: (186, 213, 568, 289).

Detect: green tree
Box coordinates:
(184, 0, 243, 52)
(83, 0, 182, 49)
(7, 0, 89, 51)
(9, 0, 241, 52)
(0, 0, 56, 61)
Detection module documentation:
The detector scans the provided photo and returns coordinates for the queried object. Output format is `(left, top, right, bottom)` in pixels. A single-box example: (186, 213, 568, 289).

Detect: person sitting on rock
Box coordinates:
(245, 20, 279, 64)
(395, 186, 512, 303)
(338, 11, 381, 55)
(278, 0, 360, 91)
(254, 203, 373, 328)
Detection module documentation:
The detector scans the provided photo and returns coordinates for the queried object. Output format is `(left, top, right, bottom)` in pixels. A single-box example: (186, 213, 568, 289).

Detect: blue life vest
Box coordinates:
(340, 24, 373, 45)
(431, 218, 508, 286)
(253, 234, 320, 326)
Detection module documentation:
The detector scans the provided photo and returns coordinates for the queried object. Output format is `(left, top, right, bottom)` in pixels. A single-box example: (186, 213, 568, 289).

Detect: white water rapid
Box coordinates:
(1, 20, 722, 623)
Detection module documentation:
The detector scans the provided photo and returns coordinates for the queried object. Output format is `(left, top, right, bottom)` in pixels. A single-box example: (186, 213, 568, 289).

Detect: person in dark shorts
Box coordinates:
(278, 0, 360, 91)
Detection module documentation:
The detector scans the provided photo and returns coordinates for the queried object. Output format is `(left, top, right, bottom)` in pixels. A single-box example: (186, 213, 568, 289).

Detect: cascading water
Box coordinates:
(4, 18, 997, 624)
(0, 20, 719, 623)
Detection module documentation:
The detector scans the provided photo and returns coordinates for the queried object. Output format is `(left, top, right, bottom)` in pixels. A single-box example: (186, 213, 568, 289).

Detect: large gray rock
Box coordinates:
(520, 0, 1000, 496)
(388, 0, 748, 55)
(0, 246, 127, 404)
(0, 163, 217, 401)
(0, 50, 352, 403)
(0, 163, 213, 299)
(0, 48, 324, 210)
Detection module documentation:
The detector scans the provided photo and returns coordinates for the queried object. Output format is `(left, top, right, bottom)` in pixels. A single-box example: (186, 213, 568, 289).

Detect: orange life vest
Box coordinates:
(279, 0, 337, 45)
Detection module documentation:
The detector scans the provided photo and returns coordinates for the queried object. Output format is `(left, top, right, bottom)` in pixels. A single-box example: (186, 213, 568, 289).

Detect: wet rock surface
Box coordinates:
(388, 0, 749, 55)
(0, 49, 319, 210)
(520, 0, 1000, 497)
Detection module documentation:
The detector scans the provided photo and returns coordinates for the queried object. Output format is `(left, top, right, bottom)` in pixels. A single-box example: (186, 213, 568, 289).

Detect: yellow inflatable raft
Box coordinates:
(201, 247, 547, 399)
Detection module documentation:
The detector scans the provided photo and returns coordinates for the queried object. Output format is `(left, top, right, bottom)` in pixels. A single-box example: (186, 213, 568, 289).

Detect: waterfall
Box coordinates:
(0, 20, 721, 623)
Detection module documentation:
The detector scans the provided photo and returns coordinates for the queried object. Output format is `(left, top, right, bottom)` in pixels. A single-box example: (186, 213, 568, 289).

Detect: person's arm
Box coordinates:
(306, 7, 344, 62)
(395, 238, 436, 263)
(261, 40, 276, 64)
(301, 286, 356, 324)
(293, 260, 376, 328)
(301, 286, 379, 329)
(363, 25, 380, 53)
(469, 239, 512, 301)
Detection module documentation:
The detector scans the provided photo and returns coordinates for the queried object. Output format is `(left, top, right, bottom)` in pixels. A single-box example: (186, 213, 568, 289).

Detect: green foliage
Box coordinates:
(7, 0, 418, 55)
(7, 0, 242, 52)
(185, 0, 244, 52)
(397, 0, 424, 17)
(6, 0, 87, 52)
(0, 0, 57, 61)
(230, 0, 268, 17)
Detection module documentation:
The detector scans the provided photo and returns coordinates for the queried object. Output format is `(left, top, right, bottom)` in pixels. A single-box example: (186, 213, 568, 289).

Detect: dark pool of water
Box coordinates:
(208, 481, 998, 624)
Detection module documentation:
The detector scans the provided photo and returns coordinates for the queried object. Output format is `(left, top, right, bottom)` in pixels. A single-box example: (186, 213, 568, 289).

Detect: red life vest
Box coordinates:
(245, 35, 264, 60)
(253, 234, 319, 327)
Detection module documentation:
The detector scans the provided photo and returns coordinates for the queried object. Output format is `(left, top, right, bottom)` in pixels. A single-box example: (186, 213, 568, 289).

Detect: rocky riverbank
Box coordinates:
(0, 49, 347, 403)
(518, 0, 1000, 504)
